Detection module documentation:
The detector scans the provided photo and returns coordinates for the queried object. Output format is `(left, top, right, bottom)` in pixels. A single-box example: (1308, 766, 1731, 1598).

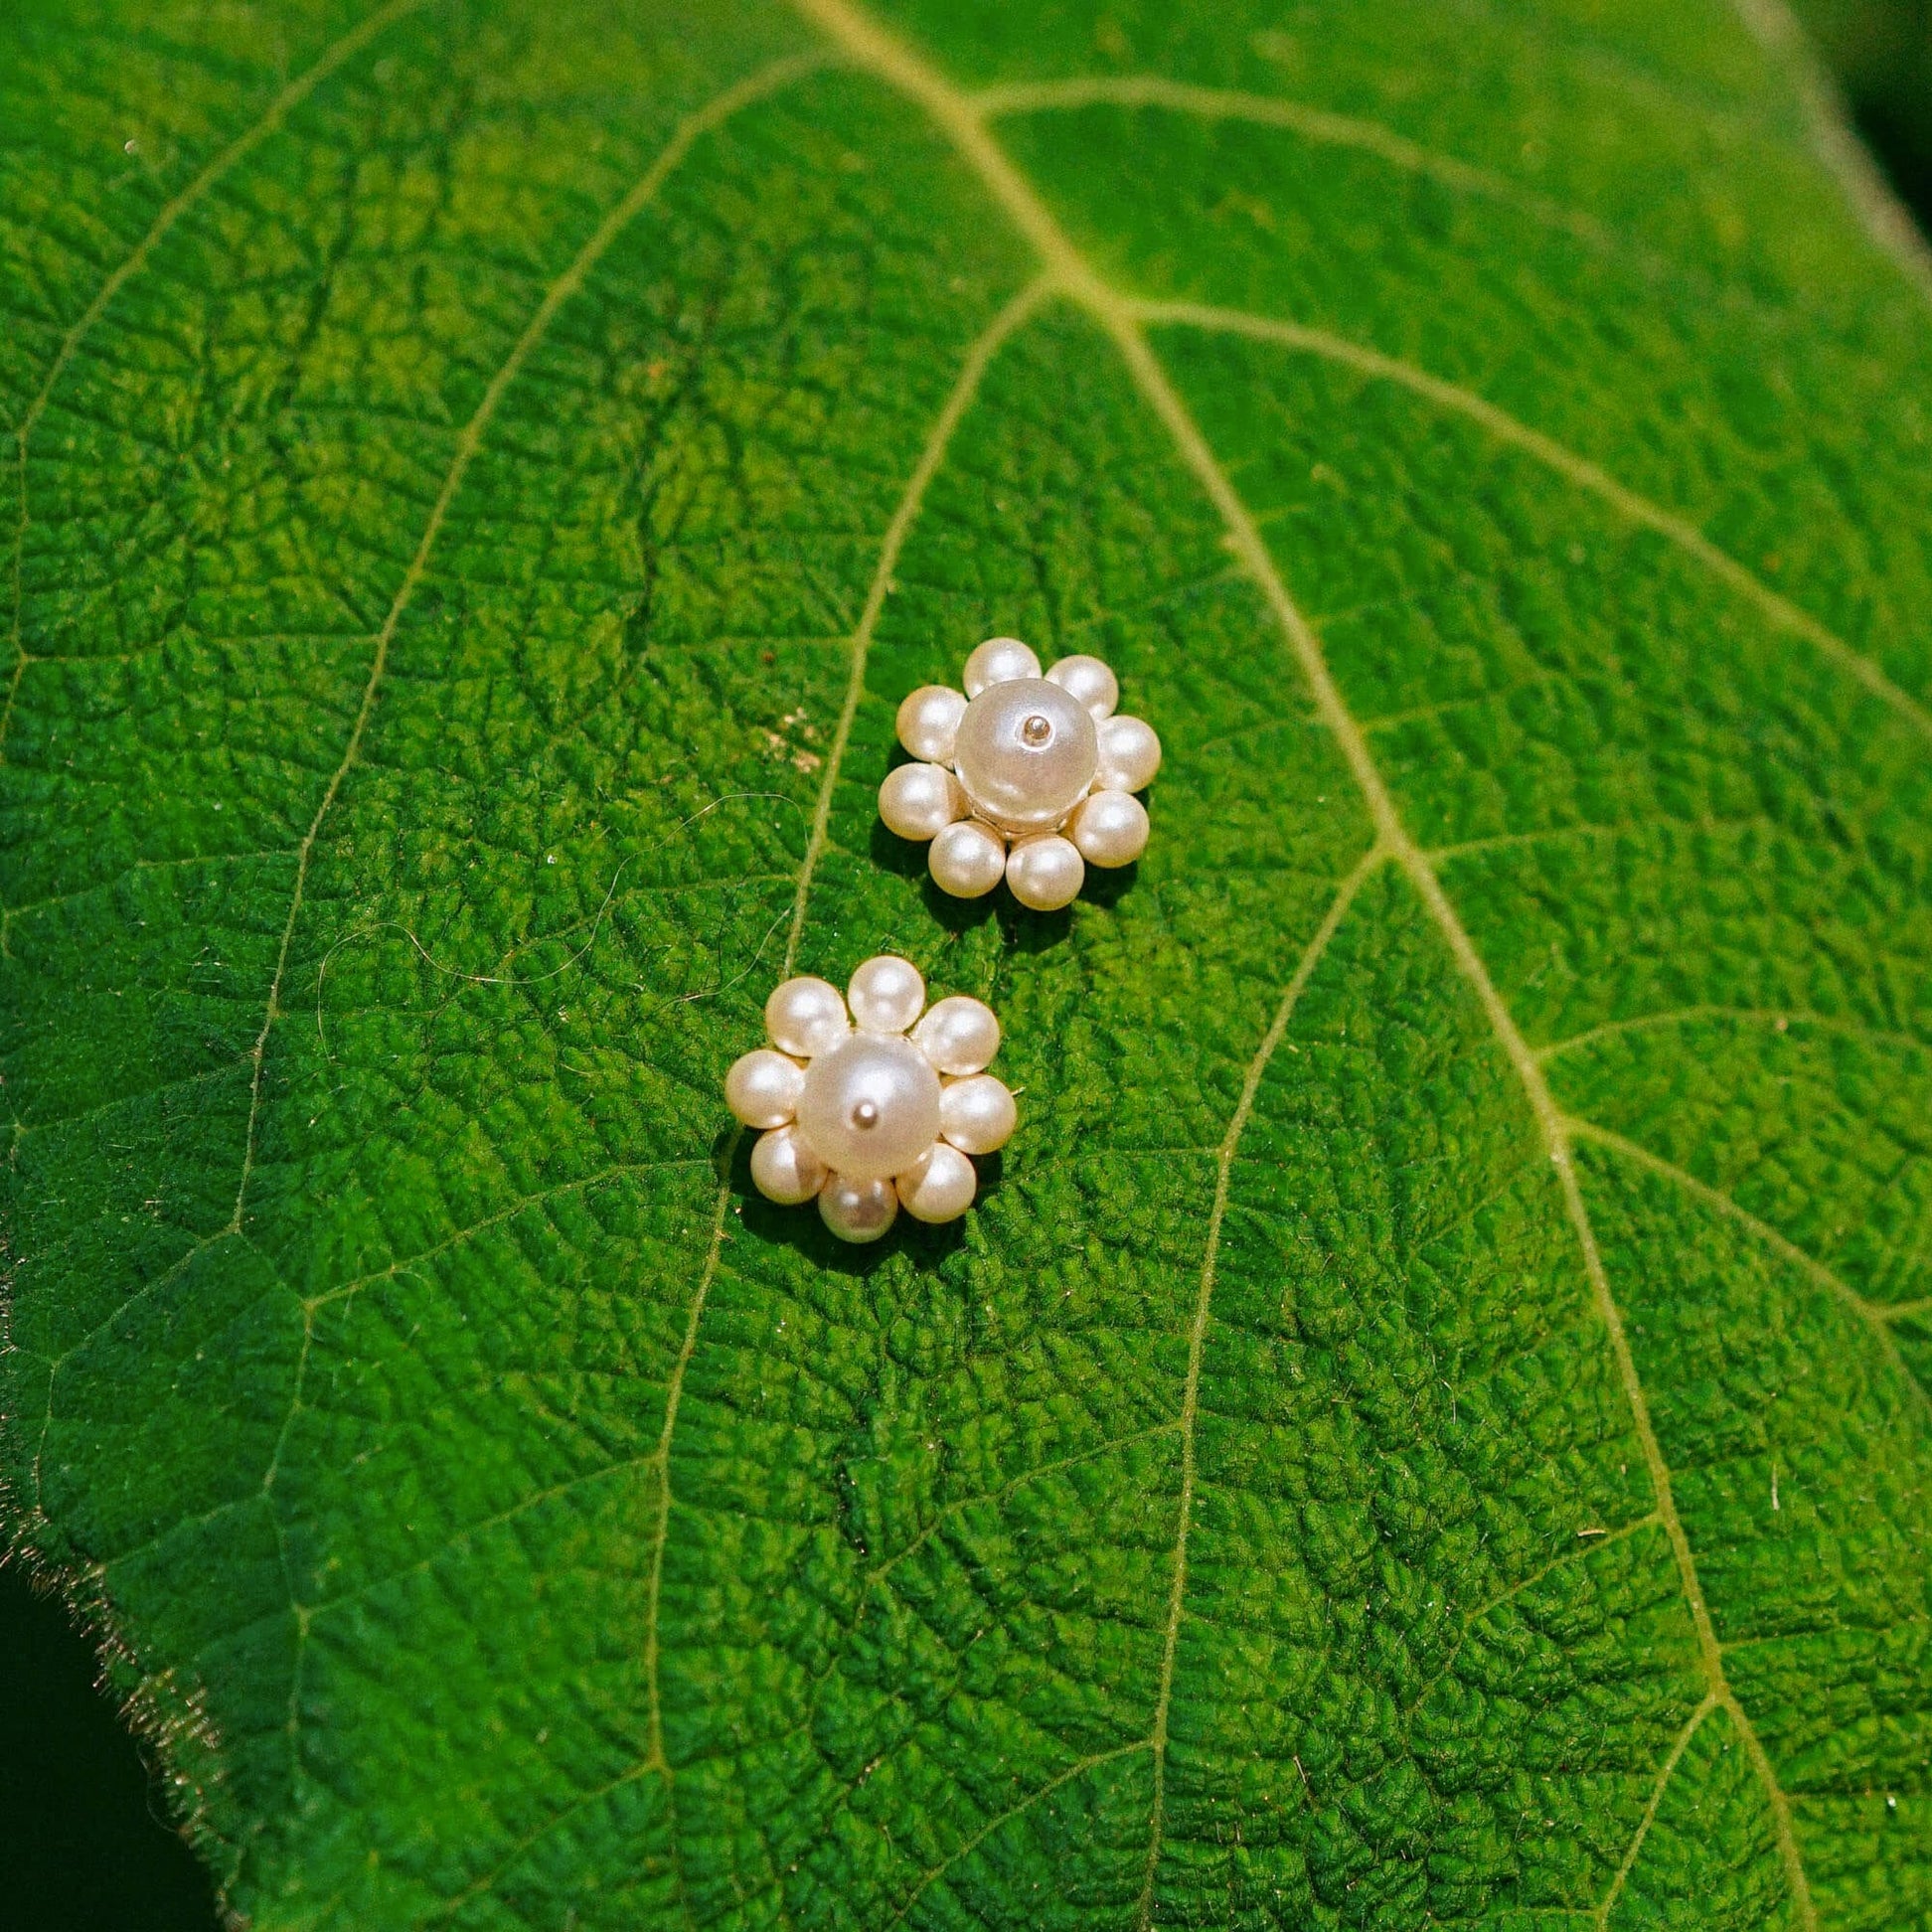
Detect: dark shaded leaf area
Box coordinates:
(1794, 0, 1932, 227)
(0, 1562, 222, 1930)
(3, 1, 1930, 1927)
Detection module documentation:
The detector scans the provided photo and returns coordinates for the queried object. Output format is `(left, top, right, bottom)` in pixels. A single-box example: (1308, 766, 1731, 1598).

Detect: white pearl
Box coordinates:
(940, 1073, 1017, 1155)
(1069, 789, 1150, 868)
(895, 684, 968, 763)
(963, 636, 1041, 697)
(819, 1173, 898, 1243)
(795, 1033, 942, 1182)
(879, 761, 965, 841)
(1046, 654, 1119, 719)
(895, 1140, 977, 1223)
(911, 995, 1000, 1074)
(1006, 834, 1084, 911)
(750, 1124, 827, 1205)
(952, 678, 1097, 834)
(928, 819, 1008, 898)
(724, 1048, 804, 1128)
(1096, 714, 1162, 793)
(764, 976, 849, 1058)
(848, 954, 925, 1035)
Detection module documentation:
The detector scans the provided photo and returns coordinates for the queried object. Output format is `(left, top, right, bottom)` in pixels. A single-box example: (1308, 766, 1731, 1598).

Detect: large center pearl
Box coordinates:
(951, 677, 1098, 834)
(794, 1034, 941, 1182)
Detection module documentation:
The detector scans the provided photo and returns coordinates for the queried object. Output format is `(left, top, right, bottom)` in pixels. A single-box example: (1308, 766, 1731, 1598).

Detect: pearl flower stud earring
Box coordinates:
(879, 637, 1161, 912)
(724, 955, 1016, 1242)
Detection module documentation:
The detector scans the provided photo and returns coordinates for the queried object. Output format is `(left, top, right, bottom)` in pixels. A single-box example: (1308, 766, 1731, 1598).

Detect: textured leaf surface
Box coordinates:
(4, 0, 1931, 1926)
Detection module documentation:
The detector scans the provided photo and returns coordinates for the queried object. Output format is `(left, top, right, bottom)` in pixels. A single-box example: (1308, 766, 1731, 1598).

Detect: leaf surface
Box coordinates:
(4, 0, 1931, 1926)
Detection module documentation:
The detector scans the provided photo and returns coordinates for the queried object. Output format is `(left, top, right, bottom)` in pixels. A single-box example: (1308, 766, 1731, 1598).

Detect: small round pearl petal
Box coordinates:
(940, 1074, 1017, 1155)
(848, 954, 925, 1035)
(911, 995, 1000, 1074)
(750, 1124, 827, 1205)
(1069, 788, 1150, 869)
(1006, 834, 1084, 912)
(928, 819, 1008, 898)
(764, 976, 849, 1057)
(895, 684, 967, 762)
(724, 1048, 804, 1128)
(879, 761, 966, 841)
(963, 636, 1042, 697)
(895, 1140, 977, 1223)
(795, 1034, 942, 1181)
(819, 1173, 898, 1243)
(1046, 654, 1119, 719)
(952, 678, 1098, 833)
(1095, 714, 1162, 793)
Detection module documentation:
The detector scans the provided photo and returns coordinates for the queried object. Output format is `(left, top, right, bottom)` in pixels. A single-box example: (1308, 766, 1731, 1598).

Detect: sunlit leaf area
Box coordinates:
(4, 0, 1930, 1926)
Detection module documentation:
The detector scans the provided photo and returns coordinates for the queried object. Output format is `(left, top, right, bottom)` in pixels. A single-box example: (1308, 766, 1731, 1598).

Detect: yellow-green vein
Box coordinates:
(783, 3, 1824, 1919)
(636, 275, 1047, 1829)
(1130, 297, 1932, 746)
(1566, 1116, 1932, 1414)
(1137, 842, 1385, 1924)
(223, 52, 833, 1895)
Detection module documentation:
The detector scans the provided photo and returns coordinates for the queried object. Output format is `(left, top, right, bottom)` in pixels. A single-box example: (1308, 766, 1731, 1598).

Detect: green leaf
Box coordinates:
(5, 0, 1930, 1925)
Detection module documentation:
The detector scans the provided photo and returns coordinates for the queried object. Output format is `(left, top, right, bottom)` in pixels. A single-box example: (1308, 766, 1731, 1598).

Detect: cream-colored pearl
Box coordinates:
(848, 954, 925, 1035)
(1096, 714, 1162, 792)
(764, 976, 849, 1058)
(750, 1124, 827, 1205)
(895, 684, 968, 763)
(819, 1173, 898, 1242)
(895, 1140, 977, 1223)
(1046, 654, 1119, 719)
(795, 1033, 942, 1182)
(963, 636, 1041, 696)
(928, 819, 1007, 898)
(724, 1048, 804, 1128)
(1006, 834, 1084, 911)
(879, 761, 965, 841)
(1069, 789, 1150, 869)
(952, 677, 1098, 833)
(940, 1073, 1017, 1155)
(911, 995, 1000, 1074)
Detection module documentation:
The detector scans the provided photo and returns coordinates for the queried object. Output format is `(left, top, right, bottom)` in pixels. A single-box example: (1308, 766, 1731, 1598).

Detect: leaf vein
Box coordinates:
(1129, 298, 1932, 744)
(3, 0, 437, 765)
(1138, 845, 1384, 1921)
(780, 7, 1826, 1917)
(632, 267, 1051, 1903)
(1539, 1005, 1932, 1062)
(975, 74, 1618, 250)
(1595, 1690, 1720, 1927)
(1565, 1116, 1931, 1411)
(884, 1741, 1151, 1929)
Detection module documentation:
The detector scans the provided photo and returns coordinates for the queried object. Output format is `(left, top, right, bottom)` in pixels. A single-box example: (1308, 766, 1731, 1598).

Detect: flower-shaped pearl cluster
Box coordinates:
(880, 637, 1161, 911)
(724, 955, 1015, 1243)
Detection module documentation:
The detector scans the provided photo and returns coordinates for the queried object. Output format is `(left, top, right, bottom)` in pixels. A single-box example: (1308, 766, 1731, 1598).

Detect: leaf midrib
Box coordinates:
(781, 0, 1831, 1921)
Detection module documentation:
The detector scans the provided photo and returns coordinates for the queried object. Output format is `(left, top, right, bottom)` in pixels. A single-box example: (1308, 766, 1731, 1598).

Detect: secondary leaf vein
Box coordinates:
(1137, 843, 1384, 1924)
(782, 5, 1827, 1918)
(3, 0, 438, 768)
(1566, 1115, 1931, 1411)
(1130, 298, 1932, 744)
